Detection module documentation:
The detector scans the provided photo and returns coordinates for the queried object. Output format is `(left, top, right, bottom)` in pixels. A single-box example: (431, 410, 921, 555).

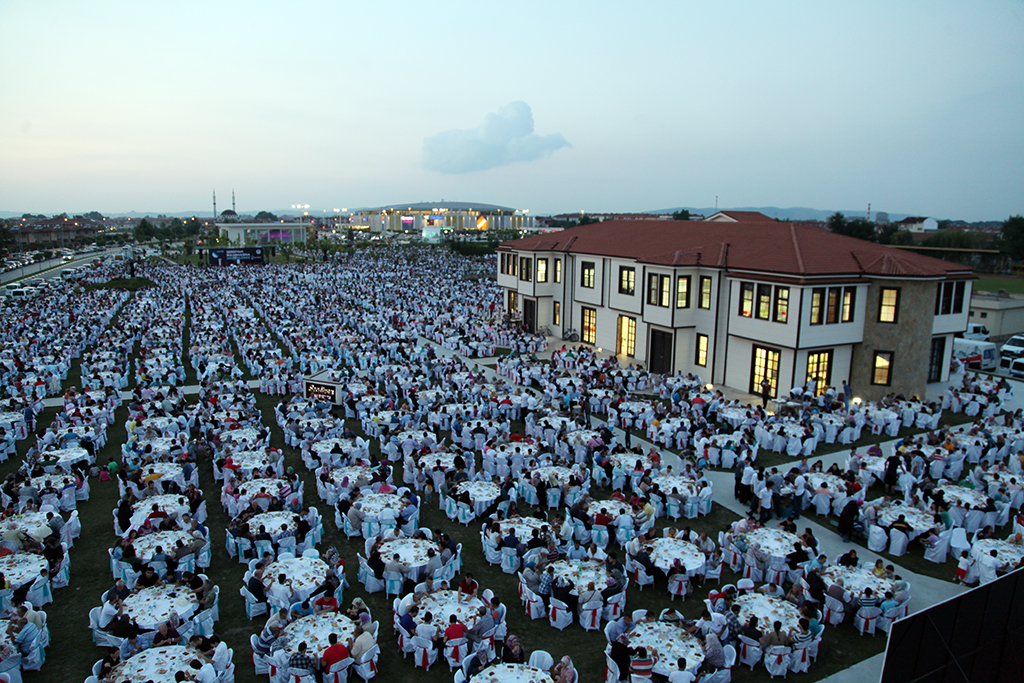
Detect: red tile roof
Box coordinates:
(499, 220, 971, 279)
(705, 211, 777, 222)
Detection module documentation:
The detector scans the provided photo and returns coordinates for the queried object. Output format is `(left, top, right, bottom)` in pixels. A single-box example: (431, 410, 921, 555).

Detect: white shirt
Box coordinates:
(759, 488, 773, 508)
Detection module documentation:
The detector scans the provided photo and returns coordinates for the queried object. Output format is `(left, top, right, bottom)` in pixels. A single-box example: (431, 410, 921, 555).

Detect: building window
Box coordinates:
(536, 258, 548, 283)
(553, 301, 560, 325)
(841, 287, 856, 323)
(695, 333, 708, 366)
(810, 288, 824, 325)
(806, 350, 832, 394)
(739, 283, 754, 317)
(756, 284, 772, 320)
(699, 276, 712, 309)
(581, 307, 597, 344)
(826, 287, 840, 324)
(751, 345, 781, 396)
(581, 262, 595, 288)
(981, 312, 988, 318)
(617, 316, 636, 357)
(619, 267, 635, 295)
(519, 257, 532, 282)
(872, 351, 893, 385)
(647, 274, 670, 307)
(508, 291, 517, 313)
(879, 288, 900, 323)
(773, 287, 789, 323)
(676, 276, 690, 308)
(554, 259, 561, 283)
(935, 281, 966, 316)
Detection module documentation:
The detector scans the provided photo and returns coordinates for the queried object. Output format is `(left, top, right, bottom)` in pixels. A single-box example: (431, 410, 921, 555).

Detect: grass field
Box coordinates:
(974, 277, 1024, 294)
(18, 296, 960, 683)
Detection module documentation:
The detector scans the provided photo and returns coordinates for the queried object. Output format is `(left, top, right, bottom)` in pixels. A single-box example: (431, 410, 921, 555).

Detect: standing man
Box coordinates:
(760, 378, 772, 410)
(843, 380, 853, 411)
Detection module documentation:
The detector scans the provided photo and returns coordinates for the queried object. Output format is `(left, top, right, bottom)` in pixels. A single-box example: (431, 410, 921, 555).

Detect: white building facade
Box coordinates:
(498, 219, 972, 401)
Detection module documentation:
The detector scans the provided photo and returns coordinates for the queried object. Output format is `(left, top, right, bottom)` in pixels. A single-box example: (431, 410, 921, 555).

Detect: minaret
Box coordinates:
(232, 190, 236, 214)
(213, 190, 217, 219)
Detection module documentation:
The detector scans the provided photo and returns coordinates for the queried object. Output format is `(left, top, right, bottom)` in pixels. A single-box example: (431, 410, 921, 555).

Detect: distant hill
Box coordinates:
(647, 206, 913, 222)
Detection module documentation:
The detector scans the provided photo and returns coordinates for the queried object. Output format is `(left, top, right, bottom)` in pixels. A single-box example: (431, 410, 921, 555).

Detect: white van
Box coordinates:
(8, 288, 35, 301)
(962, 323, 990, 341)
(952, 338, 998, 371)
(999, 334, 1024, 368)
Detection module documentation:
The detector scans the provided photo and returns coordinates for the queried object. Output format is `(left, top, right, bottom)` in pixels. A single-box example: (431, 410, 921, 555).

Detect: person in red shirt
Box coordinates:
(321, 632, 349, 670)
(458, 572, 479, 601)
(444, 614, 468, 641)
(313, 594, 339, 613)
(593, 508, 614, 527)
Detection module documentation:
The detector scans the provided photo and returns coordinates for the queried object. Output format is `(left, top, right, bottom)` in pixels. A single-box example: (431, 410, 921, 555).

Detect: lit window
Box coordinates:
(773, 287, 789, 323)
(810, 288, 824, 325)
(553, 301, 560, 325)
(756, 284, 772, 320)
(581, 307, 597, 344)
(739, 283, 754, 317)
(619, 267, 635, 295)
(841, 287, 856, 322)
(647, 274, 669, 307)
(536, 258, 548, 283)
(581, 262, 595, 288)
(872, 351, 893, 385)
(826, 287, 840, 324)
(879, 288, 899, 323)
(695, 333, 708, 366)
(676, 276, 690, 308)
(699, 276, 712, 309)
(554, 259, 561, 283)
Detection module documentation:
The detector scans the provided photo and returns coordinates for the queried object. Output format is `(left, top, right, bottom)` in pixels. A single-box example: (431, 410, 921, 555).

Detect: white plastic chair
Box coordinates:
(888, 529, 909, 557)
(548, 597, 573, 630)
(737, 634, 762, 669)
(854, 605, 883, 635)
(764, 645, 791, 678)
(528, 649, 554, 670)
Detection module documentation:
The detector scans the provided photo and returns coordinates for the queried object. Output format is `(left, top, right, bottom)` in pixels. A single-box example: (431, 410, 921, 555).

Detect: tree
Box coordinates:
(876, 224, 913, 246)
(255, 211, 278, 222)
(1001, 215, 1024, 260)
(672, 209, 691, 221)
(0, 224, 13, 255)
(577, 214, 600, 226)
(828, 212, 876, 241)
(134, 218, 154, 241)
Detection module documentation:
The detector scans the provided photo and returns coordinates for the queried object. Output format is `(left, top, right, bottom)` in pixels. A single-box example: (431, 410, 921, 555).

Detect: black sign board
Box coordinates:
(209, 247, 266, 266)
(305, 382, 337, 404)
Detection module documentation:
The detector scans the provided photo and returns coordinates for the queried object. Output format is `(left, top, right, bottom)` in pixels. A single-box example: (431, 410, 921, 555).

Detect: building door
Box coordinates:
(616, 316, 636, 357)
(806, 350, 833, 395)
(522, 299, 536, 334)
(928, 337, 946, 382)
(649, 330, 673, 375)
(750, 345, 781, 396)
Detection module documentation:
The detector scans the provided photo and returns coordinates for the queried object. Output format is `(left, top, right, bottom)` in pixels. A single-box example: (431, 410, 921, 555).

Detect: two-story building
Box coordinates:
(497, 219, 973, 401)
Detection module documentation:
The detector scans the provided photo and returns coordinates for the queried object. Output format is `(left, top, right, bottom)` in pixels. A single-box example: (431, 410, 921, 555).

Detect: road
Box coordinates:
(0, 248, 119, 285)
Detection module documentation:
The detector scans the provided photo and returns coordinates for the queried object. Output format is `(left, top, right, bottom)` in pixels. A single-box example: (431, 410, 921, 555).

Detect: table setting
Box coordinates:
(971, 538, 1024, 566)
(735, 593, 802, 632)
(819, 565, 896, 597)
(475, 663, 552, 683)
(0, 552, 47, 589)
(131, 530, 193, 563)
(624, 621, 704, 676)
(107, 645, 203, 683)
(263, 555, 328, 601)
(548, 559, 610, 594)
(935, 484, 988, 509)
(875, 501, 935, 539)
(379, 537, 435, 578)
(280, 611, 359, 656)
(416, 589, 485, 632)
(6, 511, 53, 542)
(454, 481, 500, 516)
(123, 583, 198, 630)
(358, 492, 405, 517)
(648, 537, 706, 574)
(247, 511, 297, 540)
(496, 517, 547, 542)
(129, 494, 189, 530)
(738, 527, 802, 560)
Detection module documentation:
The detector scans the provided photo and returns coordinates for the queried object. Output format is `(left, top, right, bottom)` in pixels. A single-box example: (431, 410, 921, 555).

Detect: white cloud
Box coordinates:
(422, 101, 570, 173)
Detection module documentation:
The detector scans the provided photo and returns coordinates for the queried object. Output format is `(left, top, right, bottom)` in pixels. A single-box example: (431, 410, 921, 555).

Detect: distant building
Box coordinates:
(968, 290, 1024, 340)
(896, 216, 938, 233)
(875, 212, 890, 224)
(704, 211, 777, 223)
(350, 201, 534, 239)
(498, 219, 972, 401)
(217, 222, 307, 245)
(552, 212, 669, 223)
(7, 215, 102, 247)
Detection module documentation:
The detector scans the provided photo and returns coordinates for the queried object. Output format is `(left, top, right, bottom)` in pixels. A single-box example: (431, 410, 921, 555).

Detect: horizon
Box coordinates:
(1, 2, 1021, 222)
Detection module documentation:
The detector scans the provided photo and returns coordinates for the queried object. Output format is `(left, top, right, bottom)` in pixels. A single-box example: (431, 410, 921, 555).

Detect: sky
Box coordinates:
(0, 1, 1021, 221)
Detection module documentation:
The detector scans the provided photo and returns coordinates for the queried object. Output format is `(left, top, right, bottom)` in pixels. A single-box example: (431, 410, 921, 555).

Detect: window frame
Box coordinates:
(773, 286, 789, 323)
(825, 287, 840, 324)
(580, 261, 595, 289)
(536, 258, 548, 283)
(695, 332, 708, 367)
(809, 287, 825, 325)
(739, 282, 754, 318)
(841, 287, 856, 323)
(519, 257, 532, 282)
(699, 276, 712, 309)
(756, 284, 772, 320)
(553, 301, 560, 325)
(676, 276, 691, 309)
(647, 273, 670, 307)
(878, 287, 900, 324)
(554, 259, 561, 283)
(617, 315, 636, 357)
(581, 306, 597, 344)
(618, 266, 635, 295)
(872, 350, 894, 386)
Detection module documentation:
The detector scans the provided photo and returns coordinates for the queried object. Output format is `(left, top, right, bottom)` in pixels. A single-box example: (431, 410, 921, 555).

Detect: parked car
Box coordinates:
(961, 323, 990, 341)
(953, 338, 998, 371)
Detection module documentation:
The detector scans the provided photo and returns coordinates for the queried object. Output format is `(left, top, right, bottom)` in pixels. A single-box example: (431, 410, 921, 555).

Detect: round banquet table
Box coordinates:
(533, 466, 574, 486)
(549, 559, 610, 595)
(935, 485, 988, 509)
(806, 473, 848, 495)
(123, 584, 198, 630)
(379, 538, 435, 580)
(107, 645, 203, 683)
(652, 475, 699, 499)
(416, 589, 485, 632)
(971, 538, 1024, 566)
(322, 465, 373, 489)
(263, 555, 328, 601)
(875, 502, 935, 540)
(738, 528, 802, 560)
(492, 443, 539, 460)
(224, 449, 272, 478)
(0, 553, 47, 589)
(496, 517, 546, 542)
(395, 430, 434, 447)
(736, 593, 802, 633)
(236, 478, 288, 502)
(475, 663, 551, 683)
(416, 451, 459, 472)
(566, 429, 602, 448)
(130, 530, 193, 563)
(819, 565, 895, 597)
(46, 446, 91, 471)
(247, 511, 297, 540)
(625, 621, 704, 676)
(281, 611, 359, 656)
(30, 472, 77, 494)
(310, 438, 363, 462)
(648, 537, 706, 575)
(359, 492, 404, 517)
(8, 511, 53, 541)
(610, 452, 653, 471)
(587, 500, 632, 520)
(454, 481, 500, 516)
(137, 462, 187, 488)
(130, 494, 189, 529)
(221, 428, 261, 446)
(133, 437, 177, 459)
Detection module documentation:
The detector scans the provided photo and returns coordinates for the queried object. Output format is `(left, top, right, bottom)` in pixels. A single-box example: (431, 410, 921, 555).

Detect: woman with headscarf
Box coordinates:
(345, 597, 368, 621)
(358, 610, 377, 637)
(553, 655, 578, 683)
(703, 633, 726, 669)
(502, 635, 525, 663)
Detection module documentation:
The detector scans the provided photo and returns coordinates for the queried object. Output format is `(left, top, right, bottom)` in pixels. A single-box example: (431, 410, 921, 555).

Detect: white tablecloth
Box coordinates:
(625, 621, 704, 676)
(131, 530, 193, 563)
(455, 481, 499, 516)
(124, 584, 198, 630)
(416, 589, 484, 632)
(820, 566, 895, 597)
(108, 645, 202, 682)
(263, 555, 328, 601)
(0, 553, 47, 589)
(738, 528, 802, 560)
(649, 537, 705, 574)
(476, 663, 551, 683)
(736, 593, 801, 632)
(281, 612, 358, 657)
